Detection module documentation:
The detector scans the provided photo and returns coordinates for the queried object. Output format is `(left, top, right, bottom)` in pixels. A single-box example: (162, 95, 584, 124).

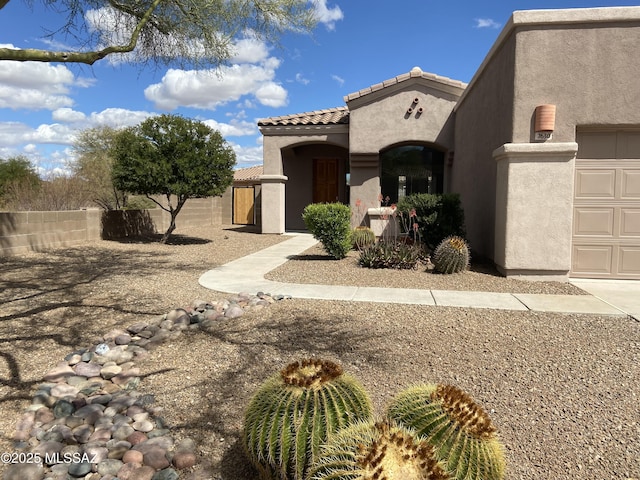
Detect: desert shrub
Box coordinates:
(397, 193, 465, 250)
(302, 202, 352, 259)
(358, 240, 423, 269)
(124, 195, 157, 210)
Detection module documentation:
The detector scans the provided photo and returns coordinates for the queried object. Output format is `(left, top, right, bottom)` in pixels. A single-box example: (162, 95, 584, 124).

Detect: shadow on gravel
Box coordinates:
(0, 246, 174, 406)
(285, 253, 338, 261)
(107, 234, 212, 245)
(167, 312, 387, 479)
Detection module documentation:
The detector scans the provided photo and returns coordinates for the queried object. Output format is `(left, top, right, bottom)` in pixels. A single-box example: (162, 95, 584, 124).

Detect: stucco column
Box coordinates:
(493, 142, 578, 280)
(260, 174, 288, 234)
(349, 153, 380, 227)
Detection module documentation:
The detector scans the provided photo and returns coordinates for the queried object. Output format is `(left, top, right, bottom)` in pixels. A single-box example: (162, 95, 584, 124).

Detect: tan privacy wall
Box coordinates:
(0, 196, 225, 256)
(572, 130, 640, 278)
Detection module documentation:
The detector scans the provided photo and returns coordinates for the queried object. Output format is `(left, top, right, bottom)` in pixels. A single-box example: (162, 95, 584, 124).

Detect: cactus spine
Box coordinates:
(432, 236, 470, 274)
(387, 384, 506, 480)
(243, 359, 373, 480)
(352, 226, 376, 250)
(308, 419, 451, 480)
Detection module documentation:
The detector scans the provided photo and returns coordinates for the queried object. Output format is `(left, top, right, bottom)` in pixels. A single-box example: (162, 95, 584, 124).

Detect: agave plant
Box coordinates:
(308, 418, 451, 480)
(243, 359, 373, 480)
(387, 384, 506, 480)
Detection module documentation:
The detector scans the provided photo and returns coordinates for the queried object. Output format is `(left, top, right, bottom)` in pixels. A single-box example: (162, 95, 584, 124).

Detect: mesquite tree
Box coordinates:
(0, 0, 316, 67)
(111, 114, 235, 243)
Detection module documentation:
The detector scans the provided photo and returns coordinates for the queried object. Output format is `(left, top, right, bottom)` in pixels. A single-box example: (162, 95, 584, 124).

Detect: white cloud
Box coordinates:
(254, 83, 288, 108)
(0, 61, 81, 110)
(231, 35, 271, 64)
(295, 73, 310, 85)
(144, 60, 287, 110)
(475, 18, 501, 29)
(202, 118, 258, 137)
(86, 108, 152, 127)
(312, 0, 344, 30)
(52, 108, 87, 123)
(331, 74, 344, 86)
(230, 142, 263, 167)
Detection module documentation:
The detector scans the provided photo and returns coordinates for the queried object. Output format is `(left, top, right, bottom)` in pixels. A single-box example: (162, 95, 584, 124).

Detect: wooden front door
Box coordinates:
(313, 158, 339, 203)
(233, 186, 255, 225)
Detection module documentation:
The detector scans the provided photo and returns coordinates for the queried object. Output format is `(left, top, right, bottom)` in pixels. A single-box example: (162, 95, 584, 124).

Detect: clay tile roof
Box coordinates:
(344, 66, 467, 102)
(258, 106, 349, 126)
(234, 165, 263, 182)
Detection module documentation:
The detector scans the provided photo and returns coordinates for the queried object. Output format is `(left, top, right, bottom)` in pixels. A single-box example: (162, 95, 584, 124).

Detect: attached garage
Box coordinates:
(572, 130, 640, 278)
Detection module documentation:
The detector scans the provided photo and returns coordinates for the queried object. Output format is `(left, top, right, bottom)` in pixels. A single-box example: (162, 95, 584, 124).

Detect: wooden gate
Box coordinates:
(233, 186, 255, 225)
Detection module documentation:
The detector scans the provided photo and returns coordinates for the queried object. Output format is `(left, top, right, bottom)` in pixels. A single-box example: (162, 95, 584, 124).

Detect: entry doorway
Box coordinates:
(313, 158, 339, 203)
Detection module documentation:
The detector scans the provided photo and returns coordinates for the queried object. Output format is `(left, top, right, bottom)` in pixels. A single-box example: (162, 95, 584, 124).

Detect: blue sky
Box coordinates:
(0, 0, 638, 175)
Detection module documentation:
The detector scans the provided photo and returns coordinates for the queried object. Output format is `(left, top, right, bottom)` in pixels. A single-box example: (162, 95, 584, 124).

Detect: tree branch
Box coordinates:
(0, 0, 164, 64)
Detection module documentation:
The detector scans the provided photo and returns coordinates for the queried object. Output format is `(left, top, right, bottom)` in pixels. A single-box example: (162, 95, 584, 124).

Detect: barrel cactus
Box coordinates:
(387, 384, 506, 480)
(432, 236, 470, 274)
(243, 359, 373, 480)
(308, 419, 451, 480)
(352, 226, 376, 250)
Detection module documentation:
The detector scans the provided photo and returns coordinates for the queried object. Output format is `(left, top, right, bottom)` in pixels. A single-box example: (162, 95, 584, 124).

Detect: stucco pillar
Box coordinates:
(493, 142, 578, 280)
(349, 153, 380, 227)
(260, 174, 287, 234)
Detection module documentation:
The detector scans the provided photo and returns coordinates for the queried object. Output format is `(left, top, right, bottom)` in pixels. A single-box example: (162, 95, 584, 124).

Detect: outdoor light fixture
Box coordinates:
(534, 104, 556, 141)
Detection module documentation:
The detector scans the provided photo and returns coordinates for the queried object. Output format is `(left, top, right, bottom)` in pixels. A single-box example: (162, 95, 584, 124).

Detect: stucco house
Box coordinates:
(258, 6, 640, 281)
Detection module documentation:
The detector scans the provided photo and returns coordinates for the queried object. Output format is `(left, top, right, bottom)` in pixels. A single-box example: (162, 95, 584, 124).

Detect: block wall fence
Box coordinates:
(0, 191, 232, 256)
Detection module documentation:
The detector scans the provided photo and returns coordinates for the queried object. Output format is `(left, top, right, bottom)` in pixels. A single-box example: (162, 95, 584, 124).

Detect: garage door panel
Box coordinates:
(576, 131, 617, 158)
(572, 245, 613, 274)
(620, 209, 640, 236)
(618, 131, 640, 158)
(573, 129, 640, 279)
(618, 247, 640, 275)
(573, 208, 614, 236)
(574, 169, 616, 198)
(621, 170, 640, 198)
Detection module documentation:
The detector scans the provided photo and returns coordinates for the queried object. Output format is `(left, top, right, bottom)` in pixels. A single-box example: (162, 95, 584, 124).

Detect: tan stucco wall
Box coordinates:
(348, 82, 459, 155)
(454, 6, 640, 271)
(494, 143, 578, 279)
(260, 128, 349, 233)
(511, 13, 640, 143)
(0, 197, 224, 256)
(452, 32, 516, 259)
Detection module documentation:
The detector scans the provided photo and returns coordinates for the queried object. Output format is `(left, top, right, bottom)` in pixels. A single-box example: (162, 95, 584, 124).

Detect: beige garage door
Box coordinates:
(572, 130, 640, 278)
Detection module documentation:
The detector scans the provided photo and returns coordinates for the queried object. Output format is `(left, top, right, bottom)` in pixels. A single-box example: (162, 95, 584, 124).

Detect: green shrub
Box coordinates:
(243, 359, 373, 480)
(397, 193, 465, 250)
(302, 203, 352, 259)
(432, 235, 470, 274)
(124, 195, 157, 210)
(358, 240, 423, 269)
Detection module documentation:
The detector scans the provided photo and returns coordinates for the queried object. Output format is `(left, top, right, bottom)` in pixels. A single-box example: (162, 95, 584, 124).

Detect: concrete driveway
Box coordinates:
(570, 279, 640, 319)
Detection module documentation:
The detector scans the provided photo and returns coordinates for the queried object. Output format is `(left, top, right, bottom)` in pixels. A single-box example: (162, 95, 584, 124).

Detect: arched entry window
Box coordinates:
(380, 144, 444, 203)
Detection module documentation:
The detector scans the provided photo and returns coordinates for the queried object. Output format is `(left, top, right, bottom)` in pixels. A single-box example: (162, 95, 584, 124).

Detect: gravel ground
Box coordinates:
(265, 244, 586, 295)
(1, 225, 639, 480)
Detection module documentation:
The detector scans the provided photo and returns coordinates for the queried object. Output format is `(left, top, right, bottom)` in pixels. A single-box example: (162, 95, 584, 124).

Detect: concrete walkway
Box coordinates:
(199, 233, 639, 318)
